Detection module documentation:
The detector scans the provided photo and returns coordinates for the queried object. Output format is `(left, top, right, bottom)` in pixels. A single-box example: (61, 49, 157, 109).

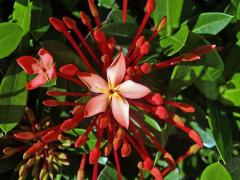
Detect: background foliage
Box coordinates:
(0, 0, 240, 179)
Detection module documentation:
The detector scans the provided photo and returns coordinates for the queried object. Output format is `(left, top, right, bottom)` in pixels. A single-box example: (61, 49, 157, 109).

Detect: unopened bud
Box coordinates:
(63, 16, 77, 30)
(136, 36, 145, 48)
(164, 152, 175, 168)
(143, 157, 153, 170)
(39, 168, 47, 180)
(155, 106, 169, 119)
(60, 64, 79, 76)
(49, 17, 67, 32)
(14, 131, 35, 140)
(188, 130, 203, 148)
(75, 136, 87, 147)
(104, 143, 113, 156)
(121, 142, 131, 157)
(80, 12, 91, 26)
(157, 16, 167, 32)
(152, 93, 164, 105)
(146, 0, 155, 14)
(88, 0, 99, 17)
(188, 144, 201, 154)
(27, 158, 35, 167)
(140, 41, 151, 55)
(140, 63, 152, 74)
(113, 138, 121, 150)
(94, 30, 106, 42)
(89, 147, 100, 164)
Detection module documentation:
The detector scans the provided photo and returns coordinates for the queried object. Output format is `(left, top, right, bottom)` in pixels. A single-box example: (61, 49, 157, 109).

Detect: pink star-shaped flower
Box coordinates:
(78, 52, 151, 128)
(17, 48, 56, 90)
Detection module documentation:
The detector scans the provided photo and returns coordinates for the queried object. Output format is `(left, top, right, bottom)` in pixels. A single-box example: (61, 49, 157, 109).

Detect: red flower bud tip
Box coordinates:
(24, 141, 45, 159)
(108, 37, 116, 50)
(151, 93, 164, 105)
(137, 161, 143, 169)
(140, 41, 151, 55)
(89, 147, 100, 164)
(99, 117, 109, 128)
(101, 54, 110, 64)
(143, 157, 153, 171)
(177, 103, 195, 113)
(75, 135, 87, 147)
(88, 0, 99, 18)
(113, 137, 121, 150)
(136, 36, 146, 48)
(117, 128, 125, 140)
(3, 147, 23, 156)
(42, 130, 60, 143)
(146, 0, 155, 14)
(141, 63, 152, 74)
(49, 17, 67, 32)
(63, 16, 77, 30)
(194, 45, 217, 55)
(61, 117, 80, 131)
(42, 99, 59, 107)
(60, 64, 79, 76)
(188, 144, 201, 155)
(121, 142, 131, 157)
(181, 53, 201, 62)
(150, 167, 163, 180)
(14, 131, 35, 140)
(188, 130, 203, 148)
(72, 105, 84, 115)
(94, 30, 106, 42)
(173, 114, 185, 128)
(80, 12, 91, 26)
(163, 152, 175, 168)
(104, 143, 113, 156)
(157, 16, 167, 32)
(47, 90, 64, 96)
(155, 106, 169, 119)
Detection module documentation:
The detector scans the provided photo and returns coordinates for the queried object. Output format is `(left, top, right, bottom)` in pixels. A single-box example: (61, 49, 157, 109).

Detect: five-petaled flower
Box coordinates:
(17, 48, 56, 90)
(79, 52, 150, 128)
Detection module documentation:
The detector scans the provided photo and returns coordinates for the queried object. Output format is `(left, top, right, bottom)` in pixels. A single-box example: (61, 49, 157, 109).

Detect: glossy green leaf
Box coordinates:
(200, 162, 232, 180)
(151, 0, 184, 35)
(98, 0, 115, 9)
(160, 24, 189, 56)
(0, 60, 28, 133)
(220, 73, 240, 107)
(98, 165, 127, 180)
(192, 13, 233, 35)
(208, 105, 232, 163)
(0, 23, 23, 59)
(226, 158, 240, 180)
(31, 0, 52, 40)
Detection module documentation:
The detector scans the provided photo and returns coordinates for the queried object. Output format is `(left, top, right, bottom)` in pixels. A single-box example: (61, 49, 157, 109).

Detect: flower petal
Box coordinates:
(26, 73, 48, 90)
(38, 48, 53, 67)
(107, 52, 126, 87)
(17, 56, 41, 74)
(78, 72, 108, 93)
(84, 94, 109, 117)
(111, 94, 129, 128)
(118, 80, 151, 99)
(47, 64, 56, 80)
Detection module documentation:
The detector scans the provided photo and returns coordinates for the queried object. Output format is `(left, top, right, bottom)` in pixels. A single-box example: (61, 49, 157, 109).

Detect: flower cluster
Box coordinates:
(14, 0, 217, 179)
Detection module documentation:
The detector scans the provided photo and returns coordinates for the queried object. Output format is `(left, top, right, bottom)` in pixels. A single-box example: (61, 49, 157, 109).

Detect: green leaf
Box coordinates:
(226, 158, 240, 180)
(98, 0, 115, 9)
(151, 0, 184, 35)
(98, 165, 127, 180)
(0, 23, 23, 59)
(220, 73, 240, 107)
(200, 162, 232, 180)
(192, 13, 233, 35)
(168, 33, 224, 100)
(0, 60, 28, 133)
(160, 24, 189, 56)
(31, 0, 52, 40)
(208, 105, 232, 164)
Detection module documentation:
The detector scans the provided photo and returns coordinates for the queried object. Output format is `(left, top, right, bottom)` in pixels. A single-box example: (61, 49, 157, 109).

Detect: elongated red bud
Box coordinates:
(181, 53, 201, 62)
(75, 136, 87, 147)
(121, 142, 131, 157)
(173, 114, 185, 128)
(193, 45, 216, 55)
(49, 17, 67, 32)
(136, 36, 145, 48)
(140, 41, 151, 55)
(113, 138, 121, 150)
(24, 141, 45, 159)
(14, 131, 35, 140)
(61, 117, 80, 131)
(60, 64, 79, 76)
(3, 146, 26, 156)
(63, 16, 77, 30)
(188, 144, 201, 155)
(146, 0, 155, 14)
(157, 16, 167, 32)
(80, 12, 91, 26)
(150, 167, 163, 180)
(155, 106, 169, 119)
(177, 103, 195, 112)
(117, 128, 125, 140)
(141, 63, 152, 74)
(104, 143, 113, 156)
(164, 152, 175, 168)
(143, 157, 153, 170)
(88, 0, 99, 17)
(47, 90, 64, 96)
(188, 130, 203, 147)
(89, 147, 100, 164)
(152, 93, 164, 105)
(94, 30, 106, 42)
(43, 99, 59, 107)
(42, 130, 60, 143)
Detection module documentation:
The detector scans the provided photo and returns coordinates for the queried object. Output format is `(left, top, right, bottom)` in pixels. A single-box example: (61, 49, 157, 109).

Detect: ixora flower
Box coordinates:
(16, 0, 218, 179)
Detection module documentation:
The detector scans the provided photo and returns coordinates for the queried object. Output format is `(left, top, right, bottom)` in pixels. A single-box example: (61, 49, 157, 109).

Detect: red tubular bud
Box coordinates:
(150, 167, 163, 180)
(140, 41, 151, 55)
(121, 142, 131, 157)
(94, 30, 106, 42)
(143, 157, 153, 171)
(157, 16, 167, 32)
(155, 106, 169, 119)
(163, 152, 175, 168)
(24, 141, 45, 159)
(193, 45, 216, 55)
(188, 130, 203, 148)
(49, 17, 67, 32)
(181, 53, 201, 62)
(101, 54, 110, 64)
(116, 128, 125, 140)
(146, 0, 155, 14)
(63, 16, 77, 30)
(80, 12, 91, 26)
(60, 64, 79, 76)
(61, 117, 81, 131)
(173, 114, 185, 128)
(42, 130, 60, 143)
(88, 0, 99, 17)
(140, 63, 152, 74)
(47, 90, 64, 96)
(75, 136, 87, 147)
(136, 36, 146, 48)
(104, 143, 113, 156)
(42, 100, 59, 107)
(113, 138, 121, 150)
(89, 147, 100, 164)
(188, 144, 201, 155)
(3, 146, 26, 156)
(14, 131, 35, 140)
(151, 93, 164, 105)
